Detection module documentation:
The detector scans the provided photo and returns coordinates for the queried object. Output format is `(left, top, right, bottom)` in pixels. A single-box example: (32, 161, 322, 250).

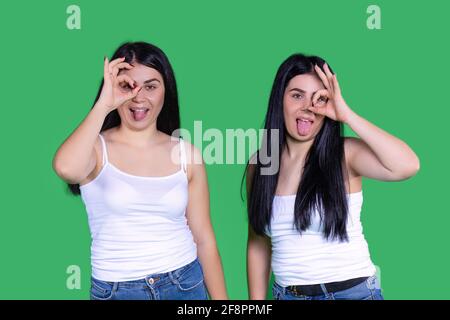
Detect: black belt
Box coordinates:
(286, 277, 369, 296)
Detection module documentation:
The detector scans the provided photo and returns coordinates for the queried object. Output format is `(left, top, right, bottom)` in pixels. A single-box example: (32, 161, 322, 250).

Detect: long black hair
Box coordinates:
(246, 53, 349, 242)
(68, 41, 180, 195)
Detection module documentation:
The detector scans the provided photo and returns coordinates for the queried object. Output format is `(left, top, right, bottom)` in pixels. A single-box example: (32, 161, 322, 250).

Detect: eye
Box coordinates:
(120, 82, 132, 91)
(145, 84, 157, 91)
(292, 93, 303, 99)
(316, 96, 328, 104)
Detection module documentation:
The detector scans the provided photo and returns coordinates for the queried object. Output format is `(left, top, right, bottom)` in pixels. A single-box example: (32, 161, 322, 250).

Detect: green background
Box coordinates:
(0, 0, 448, 299)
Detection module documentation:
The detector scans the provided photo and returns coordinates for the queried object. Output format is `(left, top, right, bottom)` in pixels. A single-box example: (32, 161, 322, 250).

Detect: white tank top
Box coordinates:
(79, 134, 197, 282)
(266, 191, 376, 286)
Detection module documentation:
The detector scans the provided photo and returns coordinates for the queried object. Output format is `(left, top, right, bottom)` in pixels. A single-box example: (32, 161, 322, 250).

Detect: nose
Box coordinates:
(300, 95, 313, 111)
(132, 87, 147, 103)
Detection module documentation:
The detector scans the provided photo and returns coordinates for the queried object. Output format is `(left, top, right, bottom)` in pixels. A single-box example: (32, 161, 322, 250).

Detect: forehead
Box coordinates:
(286, 73, 325, 93)
(119, 63, 163, 83)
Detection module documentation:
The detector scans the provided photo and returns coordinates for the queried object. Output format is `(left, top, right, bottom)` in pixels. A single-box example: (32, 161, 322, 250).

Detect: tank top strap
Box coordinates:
(98, 134, 109, 165)
(179, 138, 187, 173)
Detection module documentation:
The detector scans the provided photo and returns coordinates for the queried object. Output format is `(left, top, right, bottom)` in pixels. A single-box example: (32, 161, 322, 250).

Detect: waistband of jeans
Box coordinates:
(286, 276, 369, 296)
(91, 257, 199, 285)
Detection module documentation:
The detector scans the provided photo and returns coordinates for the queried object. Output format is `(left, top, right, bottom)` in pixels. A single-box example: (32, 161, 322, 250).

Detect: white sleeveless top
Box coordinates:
(79, 134, 197, 282)
(266, 191, 376, 286)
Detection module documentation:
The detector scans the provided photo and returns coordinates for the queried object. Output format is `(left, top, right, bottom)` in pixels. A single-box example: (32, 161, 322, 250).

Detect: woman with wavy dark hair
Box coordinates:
(53, 42, 227, 300)
(246, 54, 420, 300)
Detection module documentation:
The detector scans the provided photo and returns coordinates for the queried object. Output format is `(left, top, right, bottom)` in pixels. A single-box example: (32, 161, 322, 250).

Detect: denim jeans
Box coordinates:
(272, 275, 384, 300)
(90, 258, 208, 300)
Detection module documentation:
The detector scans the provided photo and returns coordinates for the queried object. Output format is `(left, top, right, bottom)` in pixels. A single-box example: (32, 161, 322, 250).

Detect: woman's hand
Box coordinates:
(308, 64, 420, 181)
(308, 63, 354, 123)
(96, 57, 141, 112)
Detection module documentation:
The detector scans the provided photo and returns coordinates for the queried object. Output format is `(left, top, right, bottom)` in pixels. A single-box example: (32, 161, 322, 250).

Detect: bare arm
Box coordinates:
(185, 144, 228, 300)
(344, 115, 420, 181)
(247, 225, 272, 300)
(246, 163, 272, 300)
(52, 57, 140, 183)
(311, 63, 420, 181)
(52, 105, 108, 184)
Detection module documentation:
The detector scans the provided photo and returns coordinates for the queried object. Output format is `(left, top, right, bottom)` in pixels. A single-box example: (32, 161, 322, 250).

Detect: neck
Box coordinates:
(284, 134, 314, 161)
(115, 122, 160, 147)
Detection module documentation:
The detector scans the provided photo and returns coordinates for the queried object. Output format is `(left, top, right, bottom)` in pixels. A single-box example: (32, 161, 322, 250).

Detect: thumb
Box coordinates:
(307, 105, 325, 115)
(129, 85, 141, 98)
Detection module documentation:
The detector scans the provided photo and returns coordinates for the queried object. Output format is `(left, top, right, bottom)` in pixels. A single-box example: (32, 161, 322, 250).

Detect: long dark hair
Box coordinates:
(68, 41, 180, 195)
(246, 53, 349, 242)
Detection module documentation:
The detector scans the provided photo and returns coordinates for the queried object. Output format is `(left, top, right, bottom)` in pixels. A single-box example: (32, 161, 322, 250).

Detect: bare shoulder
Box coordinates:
(344, 137, 362, 179)
(344, 136, 363, 153)
(180, 139, 203, 165)
(100, 127, 116, 141)
(177, 138, 204, 182)
(345, 136, 368, 158)
(79, 134, 104, 185)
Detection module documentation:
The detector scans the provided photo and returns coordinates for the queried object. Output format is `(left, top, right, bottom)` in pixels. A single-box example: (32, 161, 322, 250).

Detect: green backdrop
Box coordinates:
(0, 0, 448, 299)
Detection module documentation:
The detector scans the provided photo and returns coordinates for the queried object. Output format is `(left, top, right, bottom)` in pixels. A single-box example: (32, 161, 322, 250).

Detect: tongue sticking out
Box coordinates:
(132, 109, 148, 121)
(297, 119, 312, 136)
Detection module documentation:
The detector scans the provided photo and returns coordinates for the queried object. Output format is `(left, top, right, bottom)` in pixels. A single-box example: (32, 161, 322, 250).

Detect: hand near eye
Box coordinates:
(308, 64, 353, 123)
(96, 57, 141, 112)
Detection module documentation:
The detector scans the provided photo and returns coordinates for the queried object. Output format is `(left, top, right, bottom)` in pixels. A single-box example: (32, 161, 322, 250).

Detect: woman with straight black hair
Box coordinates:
(53, 42, 227, 300)
(246, 54, 420, 300)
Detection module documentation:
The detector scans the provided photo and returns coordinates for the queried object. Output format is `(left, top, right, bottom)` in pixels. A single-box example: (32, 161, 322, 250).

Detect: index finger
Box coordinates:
(108, 57, 126, 71)
(312, 89, 329, 106)
(314, 64, 332, 92)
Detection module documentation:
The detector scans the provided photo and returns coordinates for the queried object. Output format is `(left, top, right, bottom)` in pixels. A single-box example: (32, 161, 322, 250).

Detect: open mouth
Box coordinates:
(296, 117, 314, 136)
(129, 107, 149, 121)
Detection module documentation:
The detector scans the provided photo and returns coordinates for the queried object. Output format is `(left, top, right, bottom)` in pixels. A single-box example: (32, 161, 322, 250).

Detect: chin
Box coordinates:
(129, 119, 155, 131)
(295, 134, 315, 142)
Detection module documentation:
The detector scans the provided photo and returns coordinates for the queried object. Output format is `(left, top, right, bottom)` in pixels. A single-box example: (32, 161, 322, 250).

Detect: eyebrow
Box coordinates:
(288, 88, 306, 93)
(288, 87, 322, 95)
(144, 78, 161, 84)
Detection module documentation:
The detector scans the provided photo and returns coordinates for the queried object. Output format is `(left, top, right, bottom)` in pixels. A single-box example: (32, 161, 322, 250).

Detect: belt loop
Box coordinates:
(169, 270, 177, 284)
(112, 281, 119, 293)
(173, 267, 180, 279)
(320, 283, 329, 295)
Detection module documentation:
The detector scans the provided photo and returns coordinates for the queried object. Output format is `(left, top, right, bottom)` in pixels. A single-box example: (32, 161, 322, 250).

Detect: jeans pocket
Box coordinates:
(272, 282, 283, 300)
(90, 277, 115, 300)
(175, 261, 205, 291)
(272, 284, 279, 300)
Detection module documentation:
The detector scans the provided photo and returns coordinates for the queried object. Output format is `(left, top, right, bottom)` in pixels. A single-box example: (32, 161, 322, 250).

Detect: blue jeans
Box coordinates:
(272, 275, 384, 300)
(90, 258, 208, 300)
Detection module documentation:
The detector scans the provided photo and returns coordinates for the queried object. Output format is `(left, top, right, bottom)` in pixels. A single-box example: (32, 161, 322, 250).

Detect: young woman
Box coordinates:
(246, 54, 420, 300)
(53, 42, 227, 300)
